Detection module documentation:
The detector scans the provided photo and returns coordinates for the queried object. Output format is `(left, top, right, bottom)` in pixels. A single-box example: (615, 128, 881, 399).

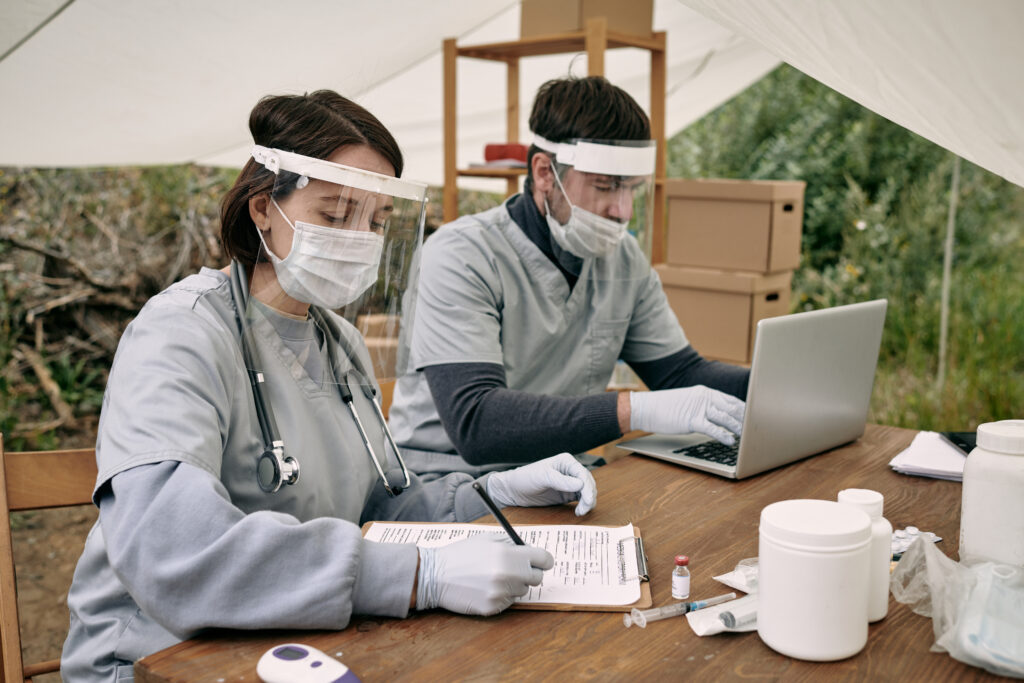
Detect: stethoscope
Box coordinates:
(229, 259, 411, 496)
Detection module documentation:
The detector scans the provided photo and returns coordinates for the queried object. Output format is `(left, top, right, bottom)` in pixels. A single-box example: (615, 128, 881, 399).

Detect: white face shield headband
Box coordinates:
(534, 136, 657, 260)
(249, 145, 427, 310)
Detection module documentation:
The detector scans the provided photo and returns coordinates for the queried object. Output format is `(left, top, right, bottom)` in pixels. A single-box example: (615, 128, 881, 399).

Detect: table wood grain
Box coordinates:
(136, 424, 1001, 681)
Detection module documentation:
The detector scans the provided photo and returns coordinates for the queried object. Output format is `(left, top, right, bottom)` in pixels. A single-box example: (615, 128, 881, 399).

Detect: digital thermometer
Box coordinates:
(256, 643, 361, 683)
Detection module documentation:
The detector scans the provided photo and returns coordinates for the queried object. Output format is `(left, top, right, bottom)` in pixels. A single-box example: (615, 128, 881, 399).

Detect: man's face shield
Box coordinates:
(244, 145, 427, 386)
(535, 137, 657, 257)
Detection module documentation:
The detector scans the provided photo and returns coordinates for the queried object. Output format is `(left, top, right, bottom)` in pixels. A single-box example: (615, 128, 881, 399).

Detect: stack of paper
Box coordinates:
(889, 431, 968, 481)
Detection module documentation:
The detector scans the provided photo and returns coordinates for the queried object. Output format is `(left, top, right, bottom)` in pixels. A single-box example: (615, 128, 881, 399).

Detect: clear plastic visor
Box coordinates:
(238, 146, 426, 388)
(536, 138, 657, 268)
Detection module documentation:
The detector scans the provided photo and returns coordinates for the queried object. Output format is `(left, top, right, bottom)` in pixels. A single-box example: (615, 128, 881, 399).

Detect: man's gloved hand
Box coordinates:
(416, 535, 554, 615)
(629, 385, 745, 445)
(486, 452, 597, 516)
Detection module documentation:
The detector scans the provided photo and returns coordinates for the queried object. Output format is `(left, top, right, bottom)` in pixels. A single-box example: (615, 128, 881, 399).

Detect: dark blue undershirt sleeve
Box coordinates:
(628, 345, 750, 399)
(423, 362, 622, 465)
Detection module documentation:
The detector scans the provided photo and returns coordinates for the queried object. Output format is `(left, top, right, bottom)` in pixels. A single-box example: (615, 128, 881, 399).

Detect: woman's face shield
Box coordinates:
(245, 145, 428, 387)
(538, 138, 657, 257)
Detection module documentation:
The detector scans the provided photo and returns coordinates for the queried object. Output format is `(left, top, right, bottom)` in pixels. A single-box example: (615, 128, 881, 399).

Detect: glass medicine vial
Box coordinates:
(672, 555, 690, 599)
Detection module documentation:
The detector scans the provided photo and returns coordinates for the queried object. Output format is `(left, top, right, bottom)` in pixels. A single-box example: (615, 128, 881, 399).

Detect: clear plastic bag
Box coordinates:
(890, 536, 1024, 678)
(713, 557, 758, 593)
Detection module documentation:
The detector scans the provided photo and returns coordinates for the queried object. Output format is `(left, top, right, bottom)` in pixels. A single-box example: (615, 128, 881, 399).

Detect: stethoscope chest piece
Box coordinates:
(257, 441, 300, 493)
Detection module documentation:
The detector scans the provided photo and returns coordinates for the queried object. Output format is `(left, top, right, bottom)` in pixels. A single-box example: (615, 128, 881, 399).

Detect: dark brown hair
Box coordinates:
(525, 76, 650, 194)
(220, 90, 404, 266)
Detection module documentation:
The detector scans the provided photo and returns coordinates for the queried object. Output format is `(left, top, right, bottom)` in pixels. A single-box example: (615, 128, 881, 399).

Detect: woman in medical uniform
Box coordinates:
(61, 90, 596, 681)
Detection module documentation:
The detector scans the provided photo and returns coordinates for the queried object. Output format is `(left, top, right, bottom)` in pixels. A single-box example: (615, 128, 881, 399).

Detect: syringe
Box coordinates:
(719, 609, 756, 628)
(622, 592, 737, 628)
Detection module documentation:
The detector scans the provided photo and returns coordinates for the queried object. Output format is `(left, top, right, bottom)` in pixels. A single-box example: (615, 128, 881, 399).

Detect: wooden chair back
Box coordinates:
(379, 379, 395, 420)
(0, 434, 97, 682)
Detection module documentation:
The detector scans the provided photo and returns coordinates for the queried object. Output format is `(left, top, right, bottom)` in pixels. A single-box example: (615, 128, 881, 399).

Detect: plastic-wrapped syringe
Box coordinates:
(623, 592, 737, 628)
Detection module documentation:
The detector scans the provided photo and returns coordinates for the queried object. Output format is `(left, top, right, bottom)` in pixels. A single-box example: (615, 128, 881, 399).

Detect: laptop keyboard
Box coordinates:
(672, 439, 739, 467)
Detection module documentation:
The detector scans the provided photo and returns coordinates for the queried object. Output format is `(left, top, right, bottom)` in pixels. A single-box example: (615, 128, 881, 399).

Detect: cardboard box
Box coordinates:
(520, 0, 653, 39)
(665, 178, 805, 273)
(655, 264, 792, 364)
(356, 314, 400, 339)
(363, 336, 399, 381)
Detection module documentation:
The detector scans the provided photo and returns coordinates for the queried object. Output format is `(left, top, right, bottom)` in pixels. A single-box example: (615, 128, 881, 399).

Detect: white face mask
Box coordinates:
(257, 198, 384, 309)
(544, 172, 627, 259)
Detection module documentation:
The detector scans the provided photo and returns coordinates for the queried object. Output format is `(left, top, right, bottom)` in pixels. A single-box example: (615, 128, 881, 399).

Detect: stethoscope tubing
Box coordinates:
(229, 259, 409, 496)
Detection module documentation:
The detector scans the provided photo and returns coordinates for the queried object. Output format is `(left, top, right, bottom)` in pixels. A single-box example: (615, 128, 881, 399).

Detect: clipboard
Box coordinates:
(361, 521, 652, 613)
(514, 525, 652, 613)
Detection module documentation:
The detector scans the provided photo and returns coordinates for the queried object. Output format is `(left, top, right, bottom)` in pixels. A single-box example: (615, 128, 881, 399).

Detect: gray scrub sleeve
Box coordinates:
(98, 461, 493, 635)
(619, 264, 689, 364)
(99, 461, 418, 633)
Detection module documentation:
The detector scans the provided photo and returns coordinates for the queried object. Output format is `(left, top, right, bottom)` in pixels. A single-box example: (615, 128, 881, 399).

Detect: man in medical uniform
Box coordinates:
(389, 76, 749, 479)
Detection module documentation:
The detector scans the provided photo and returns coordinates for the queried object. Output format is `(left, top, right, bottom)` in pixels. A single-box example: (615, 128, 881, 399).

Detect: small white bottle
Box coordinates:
(960, 420, 1024, 567)
(672, 555, 690, 599)
(838, 488, 893, 622)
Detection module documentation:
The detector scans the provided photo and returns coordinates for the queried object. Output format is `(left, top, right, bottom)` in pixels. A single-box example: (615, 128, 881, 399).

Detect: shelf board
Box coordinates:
(457, 30, 664, 61)
(457, 167, 528, 178)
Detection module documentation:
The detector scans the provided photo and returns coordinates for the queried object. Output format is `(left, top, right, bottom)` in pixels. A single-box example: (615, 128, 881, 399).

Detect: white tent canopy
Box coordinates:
(0, 0, 778, 187)
(680, 0, 1024, 189)
(2, 1, 1020, 190)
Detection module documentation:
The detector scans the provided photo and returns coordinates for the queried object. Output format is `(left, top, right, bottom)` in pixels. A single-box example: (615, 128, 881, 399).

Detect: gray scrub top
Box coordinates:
(61, 268, 490, 681)
(388, 200, 688, 475)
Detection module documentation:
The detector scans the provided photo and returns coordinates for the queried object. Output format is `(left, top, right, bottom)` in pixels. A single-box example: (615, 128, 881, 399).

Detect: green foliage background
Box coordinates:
(669, 65, 1023, 429)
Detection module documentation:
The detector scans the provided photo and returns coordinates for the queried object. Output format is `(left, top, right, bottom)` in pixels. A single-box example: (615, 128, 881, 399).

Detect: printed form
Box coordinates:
(364, 522, 641, 606)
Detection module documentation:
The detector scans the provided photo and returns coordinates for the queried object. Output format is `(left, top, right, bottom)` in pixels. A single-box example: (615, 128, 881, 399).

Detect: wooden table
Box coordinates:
(136, 424, 994, 681)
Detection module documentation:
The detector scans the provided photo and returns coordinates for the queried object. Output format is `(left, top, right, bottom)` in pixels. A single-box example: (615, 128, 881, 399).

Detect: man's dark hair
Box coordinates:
(525, 76, 650, 193)
(220, 90, 404, 267)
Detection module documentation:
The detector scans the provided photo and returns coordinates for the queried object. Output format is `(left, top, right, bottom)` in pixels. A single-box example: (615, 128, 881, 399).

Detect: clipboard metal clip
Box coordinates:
(617, 535, 650, 583)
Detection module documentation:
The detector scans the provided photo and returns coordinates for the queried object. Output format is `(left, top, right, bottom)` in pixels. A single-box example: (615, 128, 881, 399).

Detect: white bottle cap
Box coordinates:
(837, 488, 884, 520)
(976, 420, 1024, 455)
(761, 499, 871, 549)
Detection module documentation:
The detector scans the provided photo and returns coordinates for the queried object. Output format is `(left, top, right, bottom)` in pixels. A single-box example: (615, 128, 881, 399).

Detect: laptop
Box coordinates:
(619, 299, 888, 479)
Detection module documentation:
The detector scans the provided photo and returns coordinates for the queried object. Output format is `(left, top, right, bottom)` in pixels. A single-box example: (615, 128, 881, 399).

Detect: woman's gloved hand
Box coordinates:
(486, 452, 597, 516)
(629, 385, 745, 445)
(416, 535, 554, 615)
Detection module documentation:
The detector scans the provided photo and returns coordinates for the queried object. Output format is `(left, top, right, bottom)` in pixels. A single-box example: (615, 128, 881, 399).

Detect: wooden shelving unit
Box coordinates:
(443, 17, 668, 263)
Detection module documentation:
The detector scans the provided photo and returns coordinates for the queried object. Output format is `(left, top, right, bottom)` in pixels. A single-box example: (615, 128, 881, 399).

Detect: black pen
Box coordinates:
(472, 482, 525, 545)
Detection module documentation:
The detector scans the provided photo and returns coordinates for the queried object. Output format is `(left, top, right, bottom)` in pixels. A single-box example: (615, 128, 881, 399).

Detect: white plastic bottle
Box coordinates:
(758, 499, 871, 661)
(671, 555, 690, 599)
(838, 488, 893, 622)
(960, 420, 1024, 567)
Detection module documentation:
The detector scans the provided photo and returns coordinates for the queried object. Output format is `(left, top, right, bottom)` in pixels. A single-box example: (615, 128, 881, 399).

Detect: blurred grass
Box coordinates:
(869, 263, 1024, 430)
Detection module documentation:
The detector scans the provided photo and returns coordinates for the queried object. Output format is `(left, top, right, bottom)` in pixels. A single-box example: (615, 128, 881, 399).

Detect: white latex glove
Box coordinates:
(416, 534, 554, 615)
(486, 452, 597, 516)
(630, 385, 745, 445)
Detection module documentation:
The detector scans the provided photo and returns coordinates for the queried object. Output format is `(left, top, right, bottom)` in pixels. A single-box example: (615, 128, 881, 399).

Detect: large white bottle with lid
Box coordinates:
(960, 419, 1024, 567)
(837, 488, 892, 622)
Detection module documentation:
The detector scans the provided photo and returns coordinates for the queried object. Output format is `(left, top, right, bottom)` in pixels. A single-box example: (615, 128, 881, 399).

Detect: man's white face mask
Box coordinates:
(543, 171, 627, 259)
(257, 198, 384, 309)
